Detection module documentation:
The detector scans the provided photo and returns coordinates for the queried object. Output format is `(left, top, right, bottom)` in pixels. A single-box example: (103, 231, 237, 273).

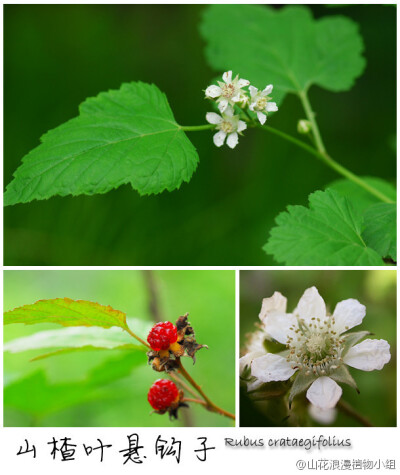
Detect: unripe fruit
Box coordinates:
(147, 321, 178, 351)
(148, 379, 179, 411)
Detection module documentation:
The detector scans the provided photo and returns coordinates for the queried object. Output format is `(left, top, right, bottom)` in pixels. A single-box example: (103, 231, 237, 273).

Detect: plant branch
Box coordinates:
(183, 397, 208, 406)
(337, 399, 373, 427)
(177, 358, 235, 420)
(170, 372, 199, 399)
(299, 90, 326, 154)
(259, 125, 394, 204)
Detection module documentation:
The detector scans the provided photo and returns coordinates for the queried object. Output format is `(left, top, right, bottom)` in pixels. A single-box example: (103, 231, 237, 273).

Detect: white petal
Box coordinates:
(240, 350, 265, 374)
(206, 112, 222, 125)
(218, 99, 229, 113)
(344, 339, 391, 371)
(263, 84, 273, 95)
(259, 291, 287, 320)
(231, 93, 241, 102)
(248, 102, 255, 112)
(237, 120, 247, 133)
(332, 299, 366, 334)
(205, 85, 222, 98)
(257, 111, 267, 125)
(266, 102, 278, 112)
(213, 130, 226, 147)
(295, 286, 326, 325)
(227, 132, 239, 149)
(249, 85, 258, 97)
(251, 353, 296, 383)
(306, 377, 342, 410)
(223, 105, 234, 117)
(263, 312, 297, 344)
(237, 78, 250, 88)
(222, 70, 232, 83)
(308, 404, 337, 425)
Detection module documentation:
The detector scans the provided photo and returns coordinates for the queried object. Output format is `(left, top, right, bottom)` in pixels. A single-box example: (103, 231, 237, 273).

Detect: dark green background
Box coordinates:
(240, 270, 396, 427)
(4, 5, 396, 265)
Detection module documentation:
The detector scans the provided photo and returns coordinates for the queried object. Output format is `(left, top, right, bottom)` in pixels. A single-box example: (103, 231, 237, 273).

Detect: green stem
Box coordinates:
(299, 90, 326, 154)
(260, 125, 394, 204)
(180, 124, 215, 131)
(177, 358, 235, 420)
(125, 327, 151, 349)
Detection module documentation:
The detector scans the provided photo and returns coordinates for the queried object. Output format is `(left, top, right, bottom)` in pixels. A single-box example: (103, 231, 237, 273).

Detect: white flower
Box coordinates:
(206, 107, 247, 149)
(205, 71, 250, 113)
(242, 287, 391, 411)
(249, 85, 278, 125)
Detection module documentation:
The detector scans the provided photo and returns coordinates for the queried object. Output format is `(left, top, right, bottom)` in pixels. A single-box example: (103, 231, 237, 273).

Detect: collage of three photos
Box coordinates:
(3, 4, 397, 432)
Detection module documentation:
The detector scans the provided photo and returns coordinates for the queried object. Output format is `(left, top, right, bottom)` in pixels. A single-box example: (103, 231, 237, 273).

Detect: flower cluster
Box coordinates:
(205, 71, 278, 148)
(240, 287, 391, 412)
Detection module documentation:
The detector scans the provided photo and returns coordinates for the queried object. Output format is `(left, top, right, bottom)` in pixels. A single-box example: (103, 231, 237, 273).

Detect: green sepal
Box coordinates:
(329, 365, 359, 393)
(288, 371, 318, 408)
(341, 330, 372, 357)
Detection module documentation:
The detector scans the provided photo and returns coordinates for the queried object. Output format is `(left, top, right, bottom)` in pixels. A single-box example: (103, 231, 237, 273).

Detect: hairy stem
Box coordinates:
(337, 399, 373, 427)
(177, 358, 235, 420)
(183, 397, 208, 406)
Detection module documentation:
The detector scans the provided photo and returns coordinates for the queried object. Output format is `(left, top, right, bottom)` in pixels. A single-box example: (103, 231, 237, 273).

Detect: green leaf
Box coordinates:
(327, 177, 396, 215)
(200, 5, 365, 102)
(4, 82, 198, 205)
(264, 189, 384, 265)
(4, 318, 150, 361)
(4, 298, 129, 331)
(362, 203, 396, 260)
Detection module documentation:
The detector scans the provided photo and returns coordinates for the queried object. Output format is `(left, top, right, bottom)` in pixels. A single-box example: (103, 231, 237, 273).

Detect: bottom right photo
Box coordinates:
(240, 270, 396, 427)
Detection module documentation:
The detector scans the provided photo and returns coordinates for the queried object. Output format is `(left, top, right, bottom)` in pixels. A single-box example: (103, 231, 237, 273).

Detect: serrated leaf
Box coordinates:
(200, 5, 365, 102)
(4, 82, 198, 205)
(264, 189, 384, 265)
(362, 203, 396, 261)
(327, 177, 396, 215)
(4, 298, 129, 331)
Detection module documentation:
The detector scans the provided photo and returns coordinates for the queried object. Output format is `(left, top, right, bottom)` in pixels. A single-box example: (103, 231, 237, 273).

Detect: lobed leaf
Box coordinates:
(362, 203, 396, 261)
(4, 82, 198, 205)
(327, 177, 396, 215)
(4, 298, 129, 331)
(200, 5, 365, 101)
(264, 189, 384, 266)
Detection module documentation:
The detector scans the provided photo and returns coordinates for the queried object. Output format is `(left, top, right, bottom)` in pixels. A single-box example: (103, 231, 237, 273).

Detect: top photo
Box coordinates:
(4, 4, 396, 266)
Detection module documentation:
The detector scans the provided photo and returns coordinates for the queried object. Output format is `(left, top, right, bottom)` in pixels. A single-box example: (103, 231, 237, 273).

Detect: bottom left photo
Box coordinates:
(3, 269, 235, 427)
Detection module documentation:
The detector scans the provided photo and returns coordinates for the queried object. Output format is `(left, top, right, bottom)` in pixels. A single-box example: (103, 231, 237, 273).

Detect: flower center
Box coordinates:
(221, 83, 235, 98)
(306, 333, 326, 354)
(255, 97, 267, 110)
(220, 120, 234, 134)
(285, 316, 344, 377)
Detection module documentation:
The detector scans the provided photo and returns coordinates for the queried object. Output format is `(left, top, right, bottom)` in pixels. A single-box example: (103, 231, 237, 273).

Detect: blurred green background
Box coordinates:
(4, 270, 235, 426)
(240, 270, 396, 427)
(4, 4, 396, 265)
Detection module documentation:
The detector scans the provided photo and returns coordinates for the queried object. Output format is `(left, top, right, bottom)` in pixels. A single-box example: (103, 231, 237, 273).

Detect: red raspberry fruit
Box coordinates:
(147, 321, 178, 351)
(148, 379, 179, 411)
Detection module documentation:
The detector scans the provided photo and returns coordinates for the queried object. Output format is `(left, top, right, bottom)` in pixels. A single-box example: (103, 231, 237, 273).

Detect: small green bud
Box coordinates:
(297, 119, 312, 134)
